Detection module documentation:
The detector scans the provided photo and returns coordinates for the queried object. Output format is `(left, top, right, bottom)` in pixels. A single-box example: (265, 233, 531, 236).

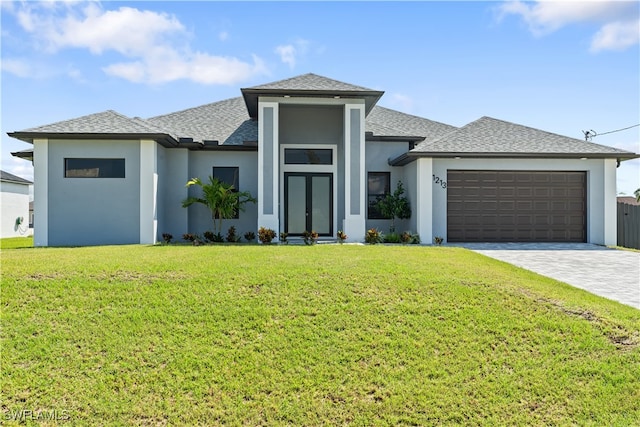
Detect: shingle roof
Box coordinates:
(411, 116, 636, 158)
(1, 170, 32, 185)
(8, 110, 178, 144)
(147, 97, 257, 145)
(241, 73, 384, 118)
(367, 106, 457, 140)
(247, 73, 377, 92)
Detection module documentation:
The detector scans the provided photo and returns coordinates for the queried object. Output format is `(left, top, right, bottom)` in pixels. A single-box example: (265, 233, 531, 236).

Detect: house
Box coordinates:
(0, 170, 32, 238)
(9, 73, 638, 246)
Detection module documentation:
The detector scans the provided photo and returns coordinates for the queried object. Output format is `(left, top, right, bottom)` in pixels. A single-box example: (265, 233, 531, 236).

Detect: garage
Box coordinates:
(447, 170, 586, 242)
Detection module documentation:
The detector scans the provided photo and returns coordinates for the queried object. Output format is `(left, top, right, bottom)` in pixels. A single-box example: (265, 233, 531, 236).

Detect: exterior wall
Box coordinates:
(47, 139, 141, 246)
(157, 147, 189, 240)
(0, 180, 31, 238)
(426, 158, 617, 245)
(186, 150, 258, 238)
(365, 140, 412, 234)
(33, 138, 48, 246)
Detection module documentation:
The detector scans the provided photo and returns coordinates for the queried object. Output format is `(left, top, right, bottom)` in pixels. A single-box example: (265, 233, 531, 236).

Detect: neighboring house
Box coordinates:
(617, 196, 640, 206)
(9, 73, 638, 247)
(0, 170, 32, 238)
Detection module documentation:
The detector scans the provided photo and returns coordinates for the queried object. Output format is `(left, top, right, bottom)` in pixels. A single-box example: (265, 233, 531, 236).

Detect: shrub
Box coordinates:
(182, 233, 203, 246)
(226, 226, 240, 243)
(365, 228, 382, 245)
(434, 236, 444, 245)
(258, 227, 276, 244)
(204, 231, 224, 243)
(279, 232, 289, 244)
(400, 231, 412, 244)
(244, 231, 256, 242)
(302, 230, 319, 245)
(337, 230, 347, 243)
(410, 233, 421, 244)
(383, 232, 401, 244)
(161, 233, 173, 244)
(182, 233, 196, 242)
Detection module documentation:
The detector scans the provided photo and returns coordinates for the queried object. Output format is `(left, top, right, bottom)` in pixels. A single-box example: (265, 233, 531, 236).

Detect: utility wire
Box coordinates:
(583, 123, 640, 141)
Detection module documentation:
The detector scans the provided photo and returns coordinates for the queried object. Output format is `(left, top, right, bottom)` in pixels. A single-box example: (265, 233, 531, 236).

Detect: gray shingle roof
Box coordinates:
(247, 73, 377, 92)
(19, 110, 167, 134)
(411, 116, 636, 158)
(1, 170, 32, 184)
(9, 110, 179, 143)
(241, 73, 384, 118)
(367, 106, 457, 140)
(147, 97, 257, 145)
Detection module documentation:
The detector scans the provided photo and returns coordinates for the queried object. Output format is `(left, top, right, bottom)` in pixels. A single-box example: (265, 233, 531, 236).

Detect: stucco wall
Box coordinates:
(428, 158, 617, 245)
(157, 147, 189, 240)
(0, 181, 31, 238)
(186, 150, 259, 239)
(365, 140, 411, 234)
(47, 139, 141, 246)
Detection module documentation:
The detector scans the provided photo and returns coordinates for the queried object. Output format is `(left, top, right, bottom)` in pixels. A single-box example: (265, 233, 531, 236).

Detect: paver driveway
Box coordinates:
(458, 243, 640, 310)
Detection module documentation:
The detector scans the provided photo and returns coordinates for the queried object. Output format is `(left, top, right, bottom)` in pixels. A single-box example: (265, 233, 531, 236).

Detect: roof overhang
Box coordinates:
(389, 151, 640, 166)
(11, 149, 34, 162)
(241, 88, 384, 119)
(7, 132, 179, 147)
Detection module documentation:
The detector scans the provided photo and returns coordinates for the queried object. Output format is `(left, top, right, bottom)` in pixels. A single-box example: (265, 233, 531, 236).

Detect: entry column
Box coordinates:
(258, 101, 280, 240)
(343, 103, 366, 242)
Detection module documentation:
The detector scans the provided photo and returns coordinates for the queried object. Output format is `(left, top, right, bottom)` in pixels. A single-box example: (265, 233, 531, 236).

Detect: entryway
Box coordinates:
(284, 173, 333, 236)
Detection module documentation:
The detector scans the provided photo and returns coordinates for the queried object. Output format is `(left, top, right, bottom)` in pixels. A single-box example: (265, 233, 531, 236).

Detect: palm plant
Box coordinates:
(182, 176, 256, 234)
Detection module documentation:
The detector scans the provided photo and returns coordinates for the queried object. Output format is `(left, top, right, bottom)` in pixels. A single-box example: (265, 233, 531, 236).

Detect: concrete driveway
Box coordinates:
(457, 243, 640, 310)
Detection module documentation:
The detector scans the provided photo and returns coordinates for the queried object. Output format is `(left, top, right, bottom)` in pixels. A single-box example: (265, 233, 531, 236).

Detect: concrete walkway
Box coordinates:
(457, 243, 640, 310)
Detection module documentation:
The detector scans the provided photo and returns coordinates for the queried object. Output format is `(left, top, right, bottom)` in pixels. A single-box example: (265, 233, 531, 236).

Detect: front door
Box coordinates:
(285, 173, 333, 236)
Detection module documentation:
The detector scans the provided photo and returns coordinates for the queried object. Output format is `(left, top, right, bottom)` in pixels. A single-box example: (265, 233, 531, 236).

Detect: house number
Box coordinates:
(433, 175, 447, 189)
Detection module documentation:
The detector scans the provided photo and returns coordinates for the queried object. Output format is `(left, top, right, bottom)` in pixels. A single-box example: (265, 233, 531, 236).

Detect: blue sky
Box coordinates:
(2, 1, 639, 195)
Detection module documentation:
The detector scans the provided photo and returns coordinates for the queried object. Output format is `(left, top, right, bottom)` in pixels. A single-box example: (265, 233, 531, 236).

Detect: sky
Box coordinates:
(1, 0, 639, 196)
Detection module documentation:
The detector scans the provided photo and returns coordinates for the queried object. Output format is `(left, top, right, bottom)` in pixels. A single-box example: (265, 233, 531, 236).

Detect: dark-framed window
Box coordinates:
(368, 172, 391, 219)
(65, 158, 125, 178)
(213, 166, 240, 219)
(284, 148, 333, 165)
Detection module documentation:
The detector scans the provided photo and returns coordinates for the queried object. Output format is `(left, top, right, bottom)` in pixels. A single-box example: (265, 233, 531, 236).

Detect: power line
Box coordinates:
(583, 123, 640, 141)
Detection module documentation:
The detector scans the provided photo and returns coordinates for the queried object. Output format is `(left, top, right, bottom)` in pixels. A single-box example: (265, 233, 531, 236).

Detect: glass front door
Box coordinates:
(285, 173, 333, 236)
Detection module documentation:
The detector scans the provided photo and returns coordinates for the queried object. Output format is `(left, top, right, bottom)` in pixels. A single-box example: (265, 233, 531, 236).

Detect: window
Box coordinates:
(65, 158, 125, 178)
(213, 167, 239, 219)
(284, 148, 333, 165)
(368, 172, 391, 219)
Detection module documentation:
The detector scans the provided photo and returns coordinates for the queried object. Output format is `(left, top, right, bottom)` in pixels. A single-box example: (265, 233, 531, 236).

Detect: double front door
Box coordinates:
(284, 173, 333, 236)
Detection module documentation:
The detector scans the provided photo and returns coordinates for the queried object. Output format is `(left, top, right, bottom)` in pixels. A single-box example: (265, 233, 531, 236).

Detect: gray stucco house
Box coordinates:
(9, 73, 638, 246)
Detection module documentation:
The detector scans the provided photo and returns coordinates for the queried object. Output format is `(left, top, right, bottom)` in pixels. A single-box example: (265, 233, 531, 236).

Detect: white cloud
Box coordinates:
(5, 1, 267, 85)
(1, 58, 32, 77)
(275, 44, 297, 68)
(591, 19, 640, 52)
(497, 0, 639, 52)
(275, 38, 311, 69)
(389, 93, 415, 113)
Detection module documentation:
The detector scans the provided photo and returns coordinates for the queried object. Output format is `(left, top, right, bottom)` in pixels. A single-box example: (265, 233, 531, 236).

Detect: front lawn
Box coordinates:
(2, 245, 639, 425)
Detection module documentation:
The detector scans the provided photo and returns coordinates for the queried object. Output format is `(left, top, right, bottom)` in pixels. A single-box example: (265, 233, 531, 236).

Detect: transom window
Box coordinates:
(65, 158, 125, 178)
(367, 172, 391, 219)
(284, 148, 333, 165)
(213, 166, 240, 219)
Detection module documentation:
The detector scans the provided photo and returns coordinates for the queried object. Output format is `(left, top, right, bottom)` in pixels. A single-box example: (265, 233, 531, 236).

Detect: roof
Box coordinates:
(617, 196, 640, 206)
(8, 110, 178, 146)
(241, 73, 384, 118)
(7, 74, 637, 162)
(391, 116, 638, 164)
(367, 106, 457, 141)
(147, 97, 257, 146)
(1, 170, 32, 185)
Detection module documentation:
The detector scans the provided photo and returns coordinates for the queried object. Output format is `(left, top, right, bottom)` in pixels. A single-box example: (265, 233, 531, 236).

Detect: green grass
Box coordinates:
(0, 236, 33, 249)
(1, 244, 639, 425)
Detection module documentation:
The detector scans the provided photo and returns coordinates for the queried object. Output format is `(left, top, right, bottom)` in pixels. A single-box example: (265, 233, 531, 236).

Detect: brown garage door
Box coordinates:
(447, 170, 586, 242)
